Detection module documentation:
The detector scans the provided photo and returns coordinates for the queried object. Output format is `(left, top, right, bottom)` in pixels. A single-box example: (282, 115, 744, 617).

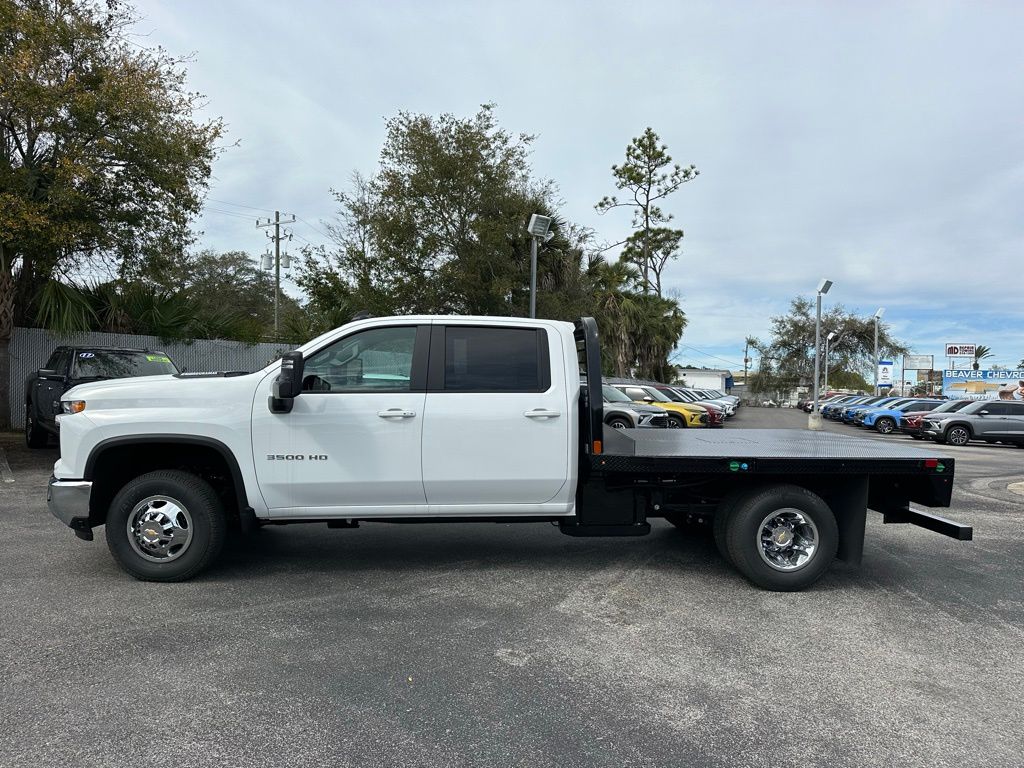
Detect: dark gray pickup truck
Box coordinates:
(25, 346, 178, 447)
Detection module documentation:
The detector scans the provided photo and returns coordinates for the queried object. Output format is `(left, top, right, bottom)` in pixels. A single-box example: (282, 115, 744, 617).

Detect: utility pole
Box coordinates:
(743, 339, 750, 389)
(256, 210, 295, 340)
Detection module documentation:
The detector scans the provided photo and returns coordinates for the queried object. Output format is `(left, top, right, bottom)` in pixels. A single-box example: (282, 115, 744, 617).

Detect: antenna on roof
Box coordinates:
(351, 310, 372, 322)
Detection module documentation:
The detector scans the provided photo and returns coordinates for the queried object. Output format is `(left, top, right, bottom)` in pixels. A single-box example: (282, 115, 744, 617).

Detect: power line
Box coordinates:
(672, 344, 745, 369)
(295, 216, 332, 240)
(205, 207, 259, 221)
(207, 197, 277, 213)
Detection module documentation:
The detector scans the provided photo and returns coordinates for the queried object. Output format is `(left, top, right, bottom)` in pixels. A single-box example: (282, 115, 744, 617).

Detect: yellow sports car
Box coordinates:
(609, 383, 708, 428)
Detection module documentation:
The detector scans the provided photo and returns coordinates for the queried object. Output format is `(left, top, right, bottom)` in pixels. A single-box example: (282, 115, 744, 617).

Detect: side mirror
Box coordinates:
(642, 396, 655, 403)
(978, 410, 989, 416)
(37, 368, 62, 380)
(273, 351, 305, 399)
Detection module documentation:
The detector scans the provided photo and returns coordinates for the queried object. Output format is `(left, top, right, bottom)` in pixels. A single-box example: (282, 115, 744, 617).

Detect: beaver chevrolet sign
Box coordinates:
(942, 369, 1024, 400)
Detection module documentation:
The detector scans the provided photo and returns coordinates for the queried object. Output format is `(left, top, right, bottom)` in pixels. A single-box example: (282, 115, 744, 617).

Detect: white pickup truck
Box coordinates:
(48, 315, 970, 590)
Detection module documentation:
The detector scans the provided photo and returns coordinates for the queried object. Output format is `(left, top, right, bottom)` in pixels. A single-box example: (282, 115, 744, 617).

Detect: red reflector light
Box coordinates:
(593, 440, 602, 455)
(924, 458, 938, 468)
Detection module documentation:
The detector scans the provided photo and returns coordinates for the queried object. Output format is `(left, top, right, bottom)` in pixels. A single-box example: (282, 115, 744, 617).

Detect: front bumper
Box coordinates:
(47, 476, 92, 528)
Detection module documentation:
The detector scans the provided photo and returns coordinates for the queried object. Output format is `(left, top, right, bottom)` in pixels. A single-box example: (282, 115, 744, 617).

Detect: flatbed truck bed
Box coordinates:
(565, 318, 971, 589)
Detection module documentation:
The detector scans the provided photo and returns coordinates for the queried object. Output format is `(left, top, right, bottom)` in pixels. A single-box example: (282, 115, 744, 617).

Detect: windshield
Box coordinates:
(72, 351, 179, 379)
(931, 400, 971, 414)
(602, 384, 633, 403)
(895, 401, 936, 412)
(656, 387, 685, 402)
(640, 387, 672, 402)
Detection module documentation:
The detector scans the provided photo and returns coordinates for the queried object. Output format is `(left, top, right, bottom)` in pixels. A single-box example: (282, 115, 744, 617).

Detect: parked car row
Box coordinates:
(810, 392, 1024, 448)
(602, 378, 740, 429)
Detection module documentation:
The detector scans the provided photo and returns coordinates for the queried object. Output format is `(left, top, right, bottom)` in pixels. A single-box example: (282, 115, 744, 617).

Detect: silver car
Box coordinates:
(922, 400, 1024, 447)
(601, 384, 669, 429)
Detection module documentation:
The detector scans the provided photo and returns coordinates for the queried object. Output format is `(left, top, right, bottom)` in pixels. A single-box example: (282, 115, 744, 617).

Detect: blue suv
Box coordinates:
(861, 399, 946, 434)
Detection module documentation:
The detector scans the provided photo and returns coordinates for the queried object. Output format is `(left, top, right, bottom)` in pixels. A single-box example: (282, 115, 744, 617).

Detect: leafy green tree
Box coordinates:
(0, 0, 223, 427)
(302, 105, 552, 318)
(748, 298, 908, 396)
(595, 128, 698, 296)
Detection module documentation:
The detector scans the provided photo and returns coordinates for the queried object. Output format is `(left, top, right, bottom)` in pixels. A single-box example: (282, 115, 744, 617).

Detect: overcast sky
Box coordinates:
(133, 0, 1024, 374)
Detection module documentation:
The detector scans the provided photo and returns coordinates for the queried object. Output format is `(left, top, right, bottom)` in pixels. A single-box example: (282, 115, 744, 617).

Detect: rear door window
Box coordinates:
(440, 327, 549, 392)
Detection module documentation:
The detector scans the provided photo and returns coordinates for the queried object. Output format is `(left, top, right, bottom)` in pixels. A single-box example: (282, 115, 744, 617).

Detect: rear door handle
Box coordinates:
(377, 409, 416, 418)
(524, 409, 561, 418)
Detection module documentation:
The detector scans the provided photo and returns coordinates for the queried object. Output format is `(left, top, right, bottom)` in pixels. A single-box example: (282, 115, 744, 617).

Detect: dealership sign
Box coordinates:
(877, 361, 893, 386)
(903, 354, 933, 370)
(942, 369, 1024, 400)
(944, 343, 976, 357)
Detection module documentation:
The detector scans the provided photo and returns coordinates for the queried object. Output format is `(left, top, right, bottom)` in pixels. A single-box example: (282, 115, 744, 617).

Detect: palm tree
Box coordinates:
(972, 345, 993, 370)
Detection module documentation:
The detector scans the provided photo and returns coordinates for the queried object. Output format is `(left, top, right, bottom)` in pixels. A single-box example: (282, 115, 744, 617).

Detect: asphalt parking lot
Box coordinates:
(2, 410, 1022, 768)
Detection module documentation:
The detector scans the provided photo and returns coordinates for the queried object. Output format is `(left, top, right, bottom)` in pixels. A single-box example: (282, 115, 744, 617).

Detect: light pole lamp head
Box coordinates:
(874, 307, 885, 319)
(827, 331, 836, 341)
(817, 278, 833, 295)
(527, 214, 553, 239)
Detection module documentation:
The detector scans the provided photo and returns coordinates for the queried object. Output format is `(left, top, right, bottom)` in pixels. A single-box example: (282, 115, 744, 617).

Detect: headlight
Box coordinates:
(61, 400, 86, 414)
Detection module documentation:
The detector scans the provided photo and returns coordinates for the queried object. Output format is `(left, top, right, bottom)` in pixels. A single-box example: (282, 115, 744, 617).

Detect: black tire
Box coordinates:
(606, 417, 632, 430)
(875, 417, 896, 435)
(712, 489, 749, 566)
(106, 470, 226, 582)
(724, 484, 838, 591)
(667, 414, 687, 429)
(945, 425, 972, 447)
(24, 402, 48, 448)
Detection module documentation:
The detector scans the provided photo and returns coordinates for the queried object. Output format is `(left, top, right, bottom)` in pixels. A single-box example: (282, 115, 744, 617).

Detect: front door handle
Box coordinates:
(524, 409, 561, 418)
(377, 409, 417, 419)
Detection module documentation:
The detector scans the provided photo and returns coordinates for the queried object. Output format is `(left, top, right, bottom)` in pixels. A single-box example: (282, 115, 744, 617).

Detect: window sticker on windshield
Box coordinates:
(145, 354, 172, 362)
(78, 352, 95, 358)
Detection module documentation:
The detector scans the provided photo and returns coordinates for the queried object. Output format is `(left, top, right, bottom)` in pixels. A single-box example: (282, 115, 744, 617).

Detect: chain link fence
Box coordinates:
(8, 327, 294, 429)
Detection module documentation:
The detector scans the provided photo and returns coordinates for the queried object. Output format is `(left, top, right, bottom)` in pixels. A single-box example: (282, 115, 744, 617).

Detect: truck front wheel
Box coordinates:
(25, 402, 48, 448)
(106, 470, 226, 582)
(725, 484, 838, 591)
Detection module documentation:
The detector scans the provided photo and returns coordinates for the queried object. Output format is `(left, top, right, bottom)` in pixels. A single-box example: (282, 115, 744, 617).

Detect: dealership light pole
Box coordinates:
(809, 278, 833, 430)
(823, 331, 836, 394)
(526, 214, 554, 318)
(873, 307, 885, 395)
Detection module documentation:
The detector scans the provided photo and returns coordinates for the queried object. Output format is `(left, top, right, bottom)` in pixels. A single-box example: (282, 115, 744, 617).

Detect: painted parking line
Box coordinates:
(0, 448, 14, 483)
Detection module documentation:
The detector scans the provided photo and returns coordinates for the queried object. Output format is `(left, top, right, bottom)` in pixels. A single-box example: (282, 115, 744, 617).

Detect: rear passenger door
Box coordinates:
(421, 324, 570, 508)
(981, 402, 1024, 441)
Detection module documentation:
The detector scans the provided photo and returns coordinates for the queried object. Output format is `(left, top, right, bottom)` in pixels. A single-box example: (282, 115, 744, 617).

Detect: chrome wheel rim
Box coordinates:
(127, 495, 194, 563)
(757, 507, 818, 572)
(878, 419, 893, 434)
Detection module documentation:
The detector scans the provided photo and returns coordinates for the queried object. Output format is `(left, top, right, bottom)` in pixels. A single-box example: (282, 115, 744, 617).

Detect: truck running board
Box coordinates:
(882, 507, 973, 540)
(559, 522, 651, 537)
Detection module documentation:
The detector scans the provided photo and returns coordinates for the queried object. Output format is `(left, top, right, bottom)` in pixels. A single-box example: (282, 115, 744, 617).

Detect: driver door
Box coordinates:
(252, 324, 430, 515)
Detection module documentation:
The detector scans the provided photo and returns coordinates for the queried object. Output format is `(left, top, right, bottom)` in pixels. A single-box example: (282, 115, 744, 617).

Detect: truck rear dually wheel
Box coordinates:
(106, 470, 226, 582)
(725, 484, 837, 591)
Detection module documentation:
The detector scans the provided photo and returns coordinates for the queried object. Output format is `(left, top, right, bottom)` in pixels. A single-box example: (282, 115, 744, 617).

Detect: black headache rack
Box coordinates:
(565, 317, 972, 547)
